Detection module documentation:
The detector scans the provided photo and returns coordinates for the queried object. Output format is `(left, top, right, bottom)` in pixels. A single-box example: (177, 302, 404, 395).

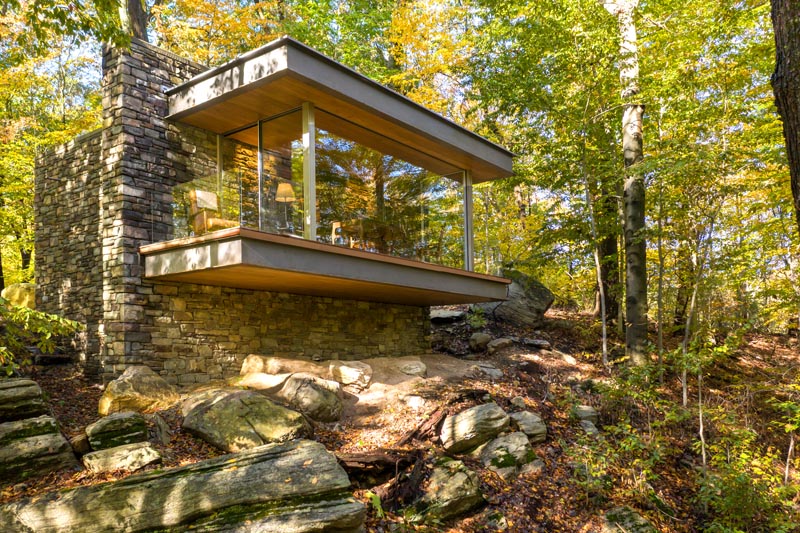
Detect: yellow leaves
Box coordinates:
(152, 0, 285, 66)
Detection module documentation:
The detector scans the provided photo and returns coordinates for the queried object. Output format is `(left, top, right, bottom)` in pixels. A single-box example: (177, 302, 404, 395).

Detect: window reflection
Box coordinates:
(172, 107, 465, 269)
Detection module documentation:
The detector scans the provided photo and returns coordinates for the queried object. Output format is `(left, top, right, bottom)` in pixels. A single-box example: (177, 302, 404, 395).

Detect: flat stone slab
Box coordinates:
(183, 388, 311, 452)
(86, 411, 147, 450)
(440, 402, 510, 453)
(0, 379, 47, 422)
(0, 440, 365, 533)
(430, 309, 466, 323)
(487, 337, 514, 354)
(0, 430, 77, 485)
(82, 442, 162, 473)
(0, 415, 58, 445)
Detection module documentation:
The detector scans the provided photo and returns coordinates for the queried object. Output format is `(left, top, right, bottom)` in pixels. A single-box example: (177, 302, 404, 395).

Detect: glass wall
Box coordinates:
(315, 127, 464, 268)
(172, 105, 467, 269)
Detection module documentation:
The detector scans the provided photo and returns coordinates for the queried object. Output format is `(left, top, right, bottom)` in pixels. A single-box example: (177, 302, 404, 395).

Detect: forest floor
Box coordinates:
(2, 309, 799, 532)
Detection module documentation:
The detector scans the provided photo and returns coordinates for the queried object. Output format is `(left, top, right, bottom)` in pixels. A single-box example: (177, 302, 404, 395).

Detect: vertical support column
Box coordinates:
(216, 135, 223, 210)
(302, 102, 317, 241)
(257, 121, 264, 231)
(463, 170, 474, 271)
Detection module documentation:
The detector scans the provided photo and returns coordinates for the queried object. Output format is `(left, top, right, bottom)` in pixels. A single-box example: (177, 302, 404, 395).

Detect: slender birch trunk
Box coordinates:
(601, 0, 647, 365)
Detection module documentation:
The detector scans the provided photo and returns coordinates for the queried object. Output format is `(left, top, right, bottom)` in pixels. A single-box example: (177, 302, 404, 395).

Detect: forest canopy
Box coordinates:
(0, 0, 795, 340)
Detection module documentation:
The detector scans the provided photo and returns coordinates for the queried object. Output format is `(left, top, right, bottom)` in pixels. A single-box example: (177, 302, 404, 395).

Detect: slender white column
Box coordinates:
(463, 170, 474, 271)
(302, 102, 316, 240)
(257, 121, 264, 231)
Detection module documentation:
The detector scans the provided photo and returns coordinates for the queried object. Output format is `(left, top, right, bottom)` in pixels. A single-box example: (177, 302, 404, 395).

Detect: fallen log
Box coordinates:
(336, 449, 420, 473)
(0, 439, 365, 533)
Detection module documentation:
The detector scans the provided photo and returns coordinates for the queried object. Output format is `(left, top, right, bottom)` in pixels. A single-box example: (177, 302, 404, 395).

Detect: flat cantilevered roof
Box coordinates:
(167, 36, 513, 183)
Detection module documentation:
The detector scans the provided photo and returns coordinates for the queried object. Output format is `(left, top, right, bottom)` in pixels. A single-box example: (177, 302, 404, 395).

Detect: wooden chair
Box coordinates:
(188, 190, 238, 235)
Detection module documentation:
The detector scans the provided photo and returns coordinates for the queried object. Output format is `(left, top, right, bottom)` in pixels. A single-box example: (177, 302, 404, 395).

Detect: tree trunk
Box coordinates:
(120, 0, 149, 41)
(602, 0, 647, 364)
(771, 0, 800, 236)
(0, 251, 5, 292)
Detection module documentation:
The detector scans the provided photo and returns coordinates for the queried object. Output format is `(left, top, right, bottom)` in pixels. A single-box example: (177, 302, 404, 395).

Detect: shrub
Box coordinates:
(0, 296, 81, 375)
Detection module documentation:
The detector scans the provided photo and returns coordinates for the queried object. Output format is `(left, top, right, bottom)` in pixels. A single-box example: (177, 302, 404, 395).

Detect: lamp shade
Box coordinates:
(275, 182, 296, 203)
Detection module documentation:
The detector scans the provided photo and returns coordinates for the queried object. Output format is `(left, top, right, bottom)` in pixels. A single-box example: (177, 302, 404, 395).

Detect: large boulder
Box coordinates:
(476, 269, 554, 328)
(0, 379, 48, 422)
(440, 402, 510, 454)
(274, 372, 343, 422)
(0, 415, 77, 485)
(1, 282, 36, 309)
(0, 440, 365, 533)
(85, 411, 147, 450)
(415, 458, 484, 521)
(182, 388, 310, 452)
(82, 442, 162, 474)
(98, 366, 180, 416)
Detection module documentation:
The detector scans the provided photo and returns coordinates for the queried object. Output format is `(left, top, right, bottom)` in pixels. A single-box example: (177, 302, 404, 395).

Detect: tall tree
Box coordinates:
(770, 0, 800, 237)
(600, 0, 647, 364)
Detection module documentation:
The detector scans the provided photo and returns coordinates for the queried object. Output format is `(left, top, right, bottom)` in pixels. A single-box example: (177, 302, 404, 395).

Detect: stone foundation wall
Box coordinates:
(142, 281, 429, 385)
(34, 130, 104, 370)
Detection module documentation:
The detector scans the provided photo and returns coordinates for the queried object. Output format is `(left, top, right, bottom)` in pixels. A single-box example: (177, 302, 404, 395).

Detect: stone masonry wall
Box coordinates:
(143, 282, 429, 386)
(98, 39, 211, 381)
(34, 130, 104, 371)
(35, 38, 431, 383)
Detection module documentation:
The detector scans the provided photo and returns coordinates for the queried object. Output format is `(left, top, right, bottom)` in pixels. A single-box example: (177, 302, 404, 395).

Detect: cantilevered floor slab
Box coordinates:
(139, 228, 509, 306)
(166, 37, 513, 183)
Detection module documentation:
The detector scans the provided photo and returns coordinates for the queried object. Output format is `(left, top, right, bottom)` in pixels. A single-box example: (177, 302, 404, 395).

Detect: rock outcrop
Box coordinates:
(476, 269, 554, 328)
(469, 332, 492, 352)
(98, 366, 180, 416)
(440, 402, 510, 453)
(0, 415, 77, 485)
(0, 440, 365, 533)
(0, 379, 47, 422)
(182, 388, 310, 452)
(0, 379, 77, 485)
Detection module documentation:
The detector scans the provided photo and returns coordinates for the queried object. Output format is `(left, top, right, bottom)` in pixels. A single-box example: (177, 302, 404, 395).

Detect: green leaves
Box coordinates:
(0, 296, 82, 375)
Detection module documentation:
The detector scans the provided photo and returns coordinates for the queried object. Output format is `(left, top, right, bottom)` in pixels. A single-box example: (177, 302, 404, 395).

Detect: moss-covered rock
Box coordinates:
(0, 379, 47, 423)
(182, 388, 311, 452)
(415, 458, 484, 521)
(0, 440, 364, 533)
(86, 411, 147, 450)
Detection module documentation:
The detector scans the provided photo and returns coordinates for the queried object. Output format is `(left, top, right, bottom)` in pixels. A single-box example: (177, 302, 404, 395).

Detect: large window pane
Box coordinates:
(315, 126, 464, 269)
